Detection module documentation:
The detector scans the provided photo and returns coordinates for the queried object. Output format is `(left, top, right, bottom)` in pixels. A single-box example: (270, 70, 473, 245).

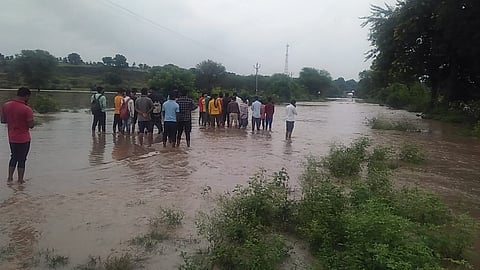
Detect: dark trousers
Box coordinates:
(210, 114, 221, 128)
(163, 121, 178, 144)
(265, 117, 273, 130)
(113, 114, 122, 132)
(152, 114, 162, 133)
(177, 121, 192, 144)
(92, 112, 106, 132)
(252, 117, 261, 131)
(9, 142, 30, 169)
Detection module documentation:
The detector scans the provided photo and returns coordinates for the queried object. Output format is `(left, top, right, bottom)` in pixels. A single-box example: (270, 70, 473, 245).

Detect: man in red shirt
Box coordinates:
(1, 87, 34, 184)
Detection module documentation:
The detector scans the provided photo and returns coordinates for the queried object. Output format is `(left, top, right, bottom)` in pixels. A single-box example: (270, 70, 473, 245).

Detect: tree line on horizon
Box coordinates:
(0, 50, 358, 102)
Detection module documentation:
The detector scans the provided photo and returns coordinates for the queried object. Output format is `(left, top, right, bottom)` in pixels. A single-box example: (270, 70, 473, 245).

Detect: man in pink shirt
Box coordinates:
(1, 87, 34, 184)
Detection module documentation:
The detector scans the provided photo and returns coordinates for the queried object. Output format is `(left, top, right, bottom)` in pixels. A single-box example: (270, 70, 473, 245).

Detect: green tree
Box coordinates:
(148, 64, 195, 96)
(265, 73, 300, 102)
(299, 67, 333, 97)
(67, 53, 83, 65)
(102, 56, 114, 66)
(195, 60, 226, 92)
(113, 54, 128, 68)
(14, 49, 58, 88)
(363, 0, 480, 108)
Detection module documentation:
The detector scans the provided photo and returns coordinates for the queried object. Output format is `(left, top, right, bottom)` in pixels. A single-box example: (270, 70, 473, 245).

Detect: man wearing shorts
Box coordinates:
(135, 88, 154, 145)
(1, 87, 34, 184)
(285, 99, 297, 141)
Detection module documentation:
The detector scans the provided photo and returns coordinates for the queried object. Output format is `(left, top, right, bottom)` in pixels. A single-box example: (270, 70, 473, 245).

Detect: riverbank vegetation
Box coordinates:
(181, 138, 476, 270)
(357, 0, 480, 134)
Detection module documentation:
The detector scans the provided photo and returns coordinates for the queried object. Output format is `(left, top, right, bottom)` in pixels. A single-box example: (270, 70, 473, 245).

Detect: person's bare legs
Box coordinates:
(7, 166, 15, 182)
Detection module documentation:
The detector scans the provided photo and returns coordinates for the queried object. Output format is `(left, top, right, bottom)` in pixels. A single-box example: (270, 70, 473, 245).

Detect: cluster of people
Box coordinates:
(198, 93, 276, 132)
(91, 86, 196, 147)
(1, 86, 298, 184)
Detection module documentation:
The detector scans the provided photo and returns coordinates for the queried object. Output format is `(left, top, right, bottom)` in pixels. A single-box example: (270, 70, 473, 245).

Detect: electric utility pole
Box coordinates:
(284, 44, 289, 75)
(254, 62, 261, 95)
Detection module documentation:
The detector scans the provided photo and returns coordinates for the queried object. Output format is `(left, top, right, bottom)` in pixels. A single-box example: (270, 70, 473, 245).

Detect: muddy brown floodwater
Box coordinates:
(1, 99, 480, 269)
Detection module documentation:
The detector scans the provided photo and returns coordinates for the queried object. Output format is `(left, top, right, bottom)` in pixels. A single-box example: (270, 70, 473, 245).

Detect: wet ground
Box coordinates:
(1, 99, 479, 269)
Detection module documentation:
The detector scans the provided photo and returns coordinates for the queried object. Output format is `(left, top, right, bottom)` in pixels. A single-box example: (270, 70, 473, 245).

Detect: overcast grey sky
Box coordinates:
(0, 0, 393, 80)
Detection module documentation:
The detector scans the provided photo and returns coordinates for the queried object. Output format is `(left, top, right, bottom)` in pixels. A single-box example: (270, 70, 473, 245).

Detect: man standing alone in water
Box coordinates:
(1, 87, 34, 184)
(285, 99, 297, 141)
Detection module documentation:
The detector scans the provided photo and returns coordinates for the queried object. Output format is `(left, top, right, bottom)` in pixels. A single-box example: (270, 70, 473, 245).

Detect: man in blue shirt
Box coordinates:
(162, 92, 180, 148)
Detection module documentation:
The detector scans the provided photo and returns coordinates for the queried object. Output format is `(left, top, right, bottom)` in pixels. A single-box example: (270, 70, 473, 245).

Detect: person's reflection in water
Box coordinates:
(284, 140, 293, 155)
(89, 133, 106, 166)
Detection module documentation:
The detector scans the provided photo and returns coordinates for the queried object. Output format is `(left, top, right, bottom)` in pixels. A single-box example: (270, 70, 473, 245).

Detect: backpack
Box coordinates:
(152, 101, 161, 114)
(91, 94, 102, 114)
(120, 97, 130, 120)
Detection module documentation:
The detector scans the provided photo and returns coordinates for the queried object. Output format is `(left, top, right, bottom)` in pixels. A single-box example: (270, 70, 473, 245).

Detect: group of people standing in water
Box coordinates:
(91, 86, 298, 147)
(1, 86, 297, 184)
(197, 92, 276, 132)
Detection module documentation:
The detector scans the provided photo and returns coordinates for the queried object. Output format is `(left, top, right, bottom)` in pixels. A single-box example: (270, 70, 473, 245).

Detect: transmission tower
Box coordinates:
(284, 44, 289, 75)
(254, 62, 261, 94)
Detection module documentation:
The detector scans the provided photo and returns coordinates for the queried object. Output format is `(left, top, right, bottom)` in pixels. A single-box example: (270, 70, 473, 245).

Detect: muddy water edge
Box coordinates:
(0, 91, 479, 269)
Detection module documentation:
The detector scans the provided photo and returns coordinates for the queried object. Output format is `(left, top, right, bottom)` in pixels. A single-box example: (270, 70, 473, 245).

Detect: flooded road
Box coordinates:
(1, 99, 480, 269)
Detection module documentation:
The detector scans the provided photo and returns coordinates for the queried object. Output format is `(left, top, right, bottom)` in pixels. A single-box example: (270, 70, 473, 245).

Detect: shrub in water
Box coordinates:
(322, 137, 370, 178)
(194, 169, 292, 270)
(399, 143, 426, 164)
(33, 94, 60, 113)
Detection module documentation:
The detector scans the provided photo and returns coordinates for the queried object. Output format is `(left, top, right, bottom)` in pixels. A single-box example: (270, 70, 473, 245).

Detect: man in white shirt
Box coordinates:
(251, 96, 262, 132)
(285, 99, 297, 141)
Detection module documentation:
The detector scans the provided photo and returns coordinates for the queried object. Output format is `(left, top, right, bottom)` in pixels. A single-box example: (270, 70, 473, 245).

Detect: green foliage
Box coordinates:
(322, 137, 370, 178)
(104, 72, 122, 86)
(33, 94, 60, 113)
(192, 169, 292, 270)
(296, 143, 475, 270)
(363, 0, 480, 108)
(472, 121, 480, 137)
(187, 140, 475, 269)
(155, 207, 184, 227)
(399, 143, 426, 164)
(195, 60, 226, 91)
(129, 207, 183, 252)
(67, 53, 83, 65)
(383, 82, 430, 112)
(298, 67, 334, 98)
(148, 64, 195, 96)
(14, 49, 58, 88)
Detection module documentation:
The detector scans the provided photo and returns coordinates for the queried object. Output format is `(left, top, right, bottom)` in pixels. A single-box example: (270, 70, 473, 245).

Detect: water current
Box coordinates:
(1, 96, 479, 269)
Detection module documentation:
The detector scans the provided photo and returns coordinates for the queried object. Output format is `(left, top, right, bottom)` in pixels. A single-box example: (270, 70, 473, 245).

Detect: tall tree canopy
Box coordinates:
(148, 64, 195, 95)
(298, 67, 333, 97)
(67, 53, 83, 65)
(195, 60, 226, 92)
(14, 49, 57, 88)
(363, 0, 480, 106)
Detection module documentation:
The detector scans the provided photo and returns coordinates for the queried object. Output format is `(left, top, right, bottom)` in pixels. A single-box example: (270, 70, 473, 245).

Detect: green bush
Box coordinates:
(33, 94, 60, 113)
(187, 140, 475, 270)
(322, 137, 370, 178)
(383, 82, 430, 112)
(399, 143, 426, 164)
(193, 169, 292, 270)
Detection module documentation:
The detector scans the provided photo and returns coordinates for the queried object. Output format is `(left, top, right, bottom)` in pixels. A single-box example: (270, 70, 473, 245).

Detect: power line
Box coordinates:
(100, 0, 229, 58)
